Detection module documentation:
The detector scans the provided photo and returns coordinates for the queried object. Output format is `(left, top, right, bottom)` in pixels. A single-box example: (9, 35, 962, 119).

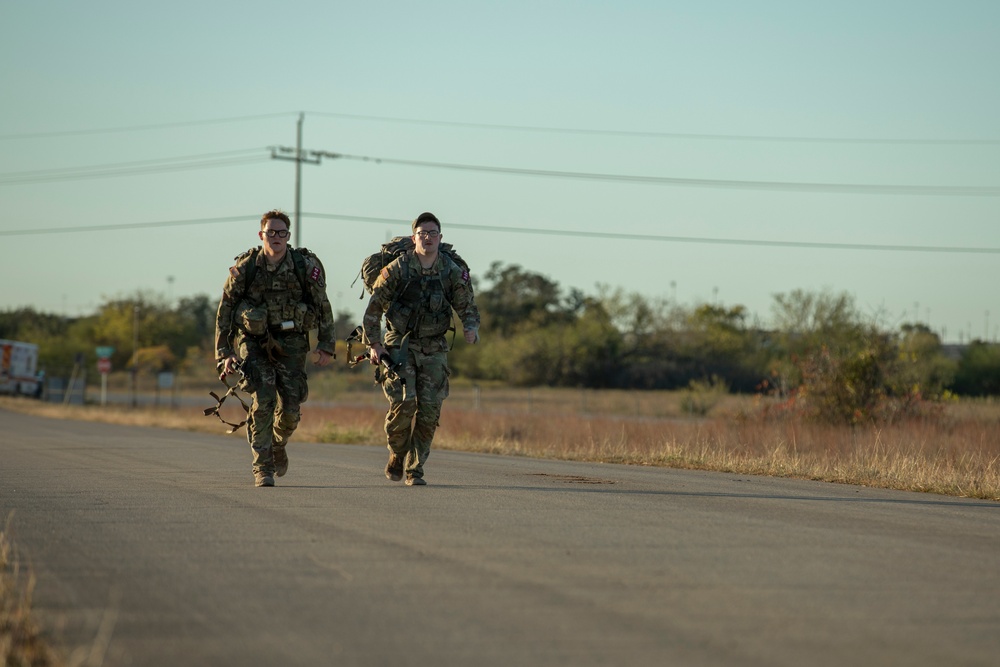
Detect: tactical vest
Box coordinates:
(385, 253, 455, 340)
(236, 248, 318, 334)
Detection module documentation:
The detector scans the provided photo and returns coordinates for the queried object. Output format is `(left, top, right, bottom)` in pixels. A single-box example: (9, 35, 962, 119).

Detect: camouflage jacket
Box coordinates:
(215, 247, 336, 361)
(363, 251, 479, 353)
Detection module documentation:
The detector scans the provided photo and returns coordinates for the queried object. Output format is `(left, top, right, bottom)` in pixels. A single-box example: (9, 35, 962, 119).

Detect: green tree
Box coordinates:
(88, 291, 203, 371)
(768, 291, 951, 423)
(460, 298, 613, 387)
(477, 262, 574, 337)
(768, 289, 866, 393)
(592, 287, 687, 389)
(894, 323, 956, 398)
(951, 341, 1000, 396)
(176, 294, 216, 346)
(677, 304, 768, 392)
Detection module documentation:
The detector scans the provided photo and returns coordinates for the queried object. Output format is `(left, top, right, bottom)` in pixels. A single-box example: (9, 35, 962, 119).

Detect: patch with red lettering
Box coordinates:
(461, 269, 470, 283)
(229, 265, 240, 279)
(309, 265, 324, 287)
(380, 267, 390, 281)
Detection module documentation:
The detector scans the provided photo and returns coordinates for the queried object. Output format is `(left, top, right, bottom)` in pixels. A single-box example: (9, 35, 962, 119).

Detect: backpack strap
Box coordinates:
(236, 247, 260, 302)
(290, 247, 312, 306)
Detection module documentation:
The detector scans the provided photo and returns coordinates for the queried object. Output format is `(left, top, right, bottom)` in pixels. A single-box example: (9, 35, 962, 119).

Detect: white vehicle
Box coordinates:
(0, 339, 43, 398)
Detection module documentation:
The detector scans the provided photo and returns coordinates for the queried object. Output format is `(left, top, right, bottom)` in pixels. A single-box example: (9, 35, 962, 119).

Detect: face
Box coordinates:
(413, 223, 441, 253)
(259, 218, 290, 254)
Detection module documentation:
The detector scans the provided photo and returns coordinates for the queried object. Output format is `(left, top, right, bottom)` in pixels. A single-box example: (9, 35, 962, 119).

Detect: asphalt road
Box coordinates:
(2, 408, 999, 667)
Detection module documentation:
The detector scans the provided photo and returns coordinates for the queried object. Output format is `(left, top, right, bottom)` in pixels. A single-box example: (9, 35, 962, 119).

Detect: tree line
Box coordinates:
(2, 261, 998, 423)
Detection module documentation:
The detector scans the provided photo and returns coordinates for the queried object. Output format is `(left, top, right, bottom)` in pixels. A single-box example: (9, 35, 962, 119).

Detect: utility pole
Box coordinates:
(270, 113, 339, 247)
(131, 304, 139, 409)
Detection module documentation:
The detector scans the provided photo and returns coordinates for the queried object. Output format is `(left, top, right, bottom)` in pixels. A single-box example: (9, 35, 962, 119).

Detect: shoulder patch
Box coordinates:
(461, 268, 470, 283)
(380, 267, 390, 281)
(310, 266, 322, 283)
(229, 265, 240, 279)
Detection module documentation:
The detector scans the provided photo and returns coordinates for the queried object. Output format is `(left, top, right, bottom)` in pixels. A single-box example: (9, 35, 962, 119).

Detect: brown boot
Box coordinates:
(384, 452, 404, 481)
(273, 446, 289, 477)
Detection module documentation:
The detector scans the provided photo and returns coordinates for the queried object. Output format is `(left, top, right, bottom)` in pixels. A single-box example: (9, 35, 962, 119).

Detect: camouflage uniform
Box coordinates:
(363, 251, 479, 481)
(215, 247, 335, 476)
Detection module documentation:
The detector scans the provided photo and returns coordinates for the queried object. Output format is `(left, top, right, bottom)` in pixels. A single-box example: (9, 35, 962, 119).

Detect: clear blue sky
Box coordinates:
(2, 0, 998, 343)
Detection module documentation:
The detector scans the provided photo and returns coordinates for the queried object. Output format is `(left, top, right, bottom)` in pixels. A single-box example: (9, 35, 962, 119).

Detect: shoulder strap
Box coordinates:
(290, 247, 317, 305)
(239, 248, 260, 300)
(291, 248, 307, 285)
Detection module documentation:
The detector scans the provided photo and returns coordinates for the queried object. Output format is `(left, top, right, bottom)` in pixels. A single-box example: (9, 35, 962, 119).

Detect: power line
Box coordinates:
(0, 148, 270, 185)
(0, 215, 252, 236)
(329, 151, 1000, 197)
(308, 110, 1000, 146)
(297, 212, 1000, 254)
(11, 142, 995, 196)
(5, 211, 998, 254)
(0, 112, 298, 141)
(3, 110, 996, 146)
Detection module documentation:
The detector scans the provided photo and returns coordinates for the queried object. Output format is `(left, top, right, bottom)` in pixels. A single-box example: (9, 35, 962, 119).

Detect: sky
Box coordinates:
(1, 0, 998, 344)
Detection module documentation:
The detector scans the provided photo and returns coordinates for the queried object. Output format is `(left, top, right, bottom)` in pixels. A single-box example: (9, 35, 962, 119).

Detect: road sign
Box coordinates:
(95, 346, 115, 359)
(97, 358, 112, 374)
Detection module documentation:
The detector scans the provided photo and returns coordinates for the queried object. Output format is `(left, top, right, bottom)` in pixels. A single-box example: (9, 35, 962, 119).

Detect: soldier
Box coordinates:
(364, 212, 480, 486)
(215, 210, 336, 487)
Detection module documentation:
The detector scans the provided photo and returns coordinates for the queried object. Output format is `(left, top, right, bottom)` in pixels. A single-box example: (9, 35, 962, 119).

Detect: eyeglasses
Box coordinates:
(416, 230, 440, 239)
(263, 229, 290, 238)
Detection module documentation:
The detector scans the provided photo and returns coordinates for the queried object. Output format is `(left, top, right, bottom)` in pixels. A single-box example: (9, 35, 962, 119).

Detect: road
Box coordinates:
(2, 407, 998, 667)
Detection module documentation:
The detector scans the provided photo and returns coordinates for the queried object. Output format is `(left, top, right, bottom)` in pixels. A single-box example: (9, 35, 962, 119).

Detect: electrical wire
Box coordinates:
(330, 152, 1000, 197)
(8, 211, 990, 255)
(307, 111, 1000, 145)
(0, 112, 298, 141)
(0, 149, 270, 185)
(307, 212, 1000, 254)
(0, 215, 252, 236)
(3, 110, 997, 145)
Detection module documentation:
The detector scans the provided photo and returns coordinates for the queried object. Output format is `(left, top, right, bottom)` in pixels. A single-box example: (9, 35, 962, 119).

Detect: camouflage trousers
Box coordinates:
(238, 333, 309, 474)
(380, 346, 450, 480)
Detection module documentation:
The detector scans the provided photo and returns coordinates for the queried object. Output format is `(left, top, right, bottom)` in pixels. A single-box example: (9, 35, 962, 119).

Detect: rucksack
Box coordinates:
(353, 236, 470, 298)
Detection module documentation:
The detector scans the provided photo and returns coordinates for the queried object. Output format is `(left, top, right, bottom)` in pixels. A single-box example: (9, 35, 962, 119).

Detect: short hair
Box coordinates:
(260, 209, 291, 230)
(412, 211, 441, 233)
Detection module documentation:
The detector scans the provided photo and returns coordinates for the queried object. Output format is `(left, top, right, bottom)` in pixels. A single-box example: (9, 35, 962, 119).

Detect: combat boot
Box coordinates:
(384, 453, 404, 481)
(255, 471, 275, 487)
(273, 446, 289, 477)
(405, 475, 426, 486)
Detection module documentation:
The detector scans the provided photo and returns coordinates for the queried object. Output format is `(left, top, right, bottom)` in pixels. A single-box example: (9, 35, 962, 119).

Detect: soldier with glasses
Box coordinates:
(215, 210, 336, 487)
(363, 212, 480, 486)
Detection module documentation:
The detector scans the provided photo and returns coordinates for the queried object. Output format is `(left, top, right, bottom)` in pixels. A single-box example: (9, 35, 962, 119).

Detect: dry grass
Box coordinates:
(1, 517, 63, 667)
(422, 400, 1000, 500)
(2, 388, 998, 501)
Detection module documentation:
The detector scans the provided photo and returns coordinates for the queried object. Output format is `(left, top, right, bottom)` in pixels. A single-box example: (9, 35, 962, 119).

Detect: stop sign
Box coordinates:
(97, 358, 112, 374)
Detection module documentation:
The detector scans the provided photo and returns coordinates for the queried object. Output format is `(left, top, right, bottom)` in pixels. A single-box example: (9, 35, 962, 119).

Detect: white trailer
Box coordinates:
(0, 339, 42, 398)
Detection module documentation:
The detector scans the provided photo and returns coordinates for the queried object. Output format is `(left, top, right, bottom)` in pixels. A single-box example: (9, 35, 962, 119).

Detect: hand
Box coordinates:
(219, 355, 239, 380)
(312, 350, 333, 367)
(369, 342, 387, 366)
(464, 328, 479, 344)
